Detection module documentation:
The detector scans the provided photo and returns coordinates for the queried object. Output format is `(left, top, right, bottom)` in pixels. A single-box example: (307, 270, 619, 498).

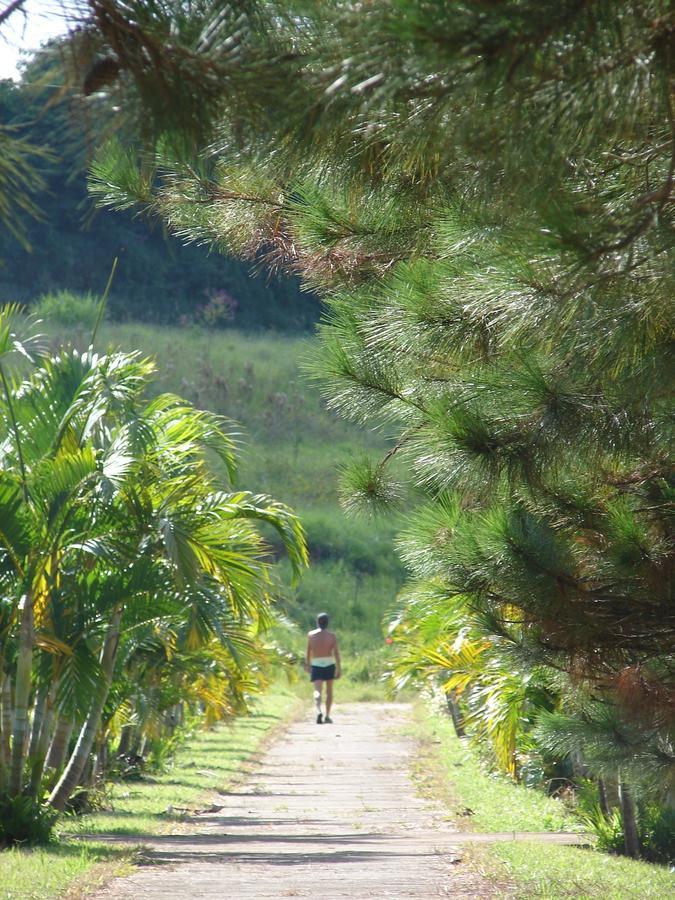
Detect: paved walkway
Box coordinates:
(97, 703, 495, 898)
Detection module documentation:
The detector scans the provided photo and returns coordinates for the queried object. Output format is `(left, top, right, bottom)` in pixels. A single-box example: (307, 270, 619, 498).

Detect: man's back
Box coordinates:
(308, 628, 336, 658)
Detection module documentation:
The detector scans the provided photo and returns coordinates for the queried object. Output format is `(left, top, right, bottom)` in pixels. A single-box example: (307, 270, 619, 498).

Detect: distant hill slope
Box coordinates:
(0, 67, 318, 331)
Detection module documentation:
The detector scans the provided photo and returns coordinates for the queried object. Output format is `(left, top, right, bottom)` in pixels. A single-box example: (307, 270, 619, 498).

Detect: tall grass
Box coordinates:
(34, 290, 100, 329)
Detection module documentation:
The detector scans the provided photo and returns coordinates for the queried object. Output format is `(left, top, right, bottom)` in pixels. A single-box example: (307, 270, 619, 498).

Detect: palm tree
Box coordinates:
(0, 306, 307, 813)
(0, 323, 156, 797)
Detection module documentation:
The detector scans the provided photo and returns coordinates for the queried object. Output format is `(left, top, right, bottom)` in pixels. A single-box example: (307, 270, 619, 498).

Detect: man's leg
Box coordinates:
(325, 680, 334, 721)
(312, 680, 323, 722)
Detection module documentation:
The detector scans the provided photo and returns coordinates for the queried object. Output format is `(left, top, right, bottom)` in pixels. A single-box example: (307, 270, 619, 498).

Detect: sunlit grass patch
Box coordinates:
(0, 843, 134, 900)
(492, 843, 675, 899)
(410, 703, 675, 898)
(287, 670, 390, 705)
(410, 702, 571, 833)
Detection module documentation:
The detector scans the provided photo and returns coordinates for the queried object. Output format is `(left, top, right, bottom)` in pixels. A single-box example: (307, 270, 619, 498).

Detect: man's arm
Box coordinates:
(334, 637, 341, 678)
(304, 635, 311, 672)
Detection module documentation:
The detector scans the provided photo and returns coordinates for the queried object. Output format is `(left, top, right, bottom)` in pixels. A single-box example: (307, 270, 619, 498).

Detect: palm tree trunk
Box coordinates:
(0, 672, 12, 791)
(619, 780, 640, 858)
(603, 775, 620, 809)
(444, 690, 465, 737)
(48, 608, 122, 811)
(597, 777, 610, 817)
(28, 682, 48, 760)
(570, 750, 589, 778)
(9, 589, 34, 795)
(130, 728, 143, 756)
(46, 713, 74, 772)
(117, 723, 133, 756)
(90, 735, 109, 784)
(137, 733, 147, 758)
(29, 683, 57, 796)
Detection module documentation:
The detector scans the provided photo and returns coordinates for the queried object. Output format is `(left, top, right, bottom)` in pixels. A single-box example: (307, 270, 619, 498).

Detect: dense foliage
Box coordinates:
(40, 314, 406, 663)
(0, 303, 307, 838)
(68, 0, 674, 861)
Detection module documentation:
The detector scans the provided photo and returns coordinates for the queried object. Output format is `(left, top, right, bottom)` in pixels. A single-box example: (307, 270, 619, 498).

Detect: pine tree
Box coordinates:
(62, 0, 673, 840)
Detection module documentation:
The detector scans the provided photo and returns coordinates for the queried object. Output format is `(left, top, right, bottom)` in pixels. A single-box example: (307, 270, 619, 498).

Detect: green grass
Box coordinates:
(0, 687, 300, 900)
(285, 656, 392, 704)
(410, 702, 571, 833)
(411, 702, 675, 900)
(492, 843, 675, 900)
(287, 674, 389, 704)
(0, 842, 135, 900)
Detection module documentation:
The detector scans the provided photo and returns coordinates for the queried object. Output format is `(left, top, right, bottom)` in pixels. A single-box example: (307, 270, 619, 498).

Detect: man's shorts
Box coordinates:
(310, 664, 336, 681)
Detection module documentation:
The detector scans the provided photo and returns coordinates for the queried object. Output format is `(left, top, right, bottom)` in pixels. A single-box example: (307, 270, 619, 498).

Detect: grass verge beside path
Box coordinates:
(1, 686, 300, 900)
(411, 702, 675, 900)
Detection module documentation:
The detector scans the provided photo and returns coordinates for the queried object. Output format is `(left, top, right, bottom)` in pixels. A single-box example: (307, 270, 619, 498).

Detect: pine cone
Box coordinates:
(83, 56, 120, 95)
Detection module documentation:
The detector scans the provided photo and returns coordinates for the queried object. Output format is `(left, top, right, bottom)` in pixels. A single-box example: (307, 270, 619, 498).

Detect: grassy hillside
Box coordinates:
(45, 320, 405, 674)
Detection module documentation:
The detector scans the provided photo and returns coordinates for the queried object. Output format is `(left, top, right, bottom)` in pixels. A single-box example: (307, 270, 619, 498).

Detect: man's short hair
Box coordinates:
(317, 612, 329, 629)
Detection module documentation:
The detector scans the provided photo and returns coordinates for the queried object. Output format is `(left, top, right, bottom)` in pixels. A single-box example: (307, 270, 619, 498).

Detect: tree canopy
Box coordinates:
(2, 0, 673, 857)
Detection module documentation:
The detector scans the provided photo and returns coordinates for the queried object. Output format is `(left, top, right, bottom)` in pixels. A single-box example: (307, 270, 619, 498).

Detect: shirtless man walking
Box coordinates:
(304, 613, 341, 724)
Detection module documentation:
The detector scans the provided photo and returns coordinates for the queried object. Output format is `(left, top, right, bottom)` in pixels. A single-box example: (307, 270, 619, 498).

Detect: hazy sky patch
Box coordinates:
(0, 1, 71, 80)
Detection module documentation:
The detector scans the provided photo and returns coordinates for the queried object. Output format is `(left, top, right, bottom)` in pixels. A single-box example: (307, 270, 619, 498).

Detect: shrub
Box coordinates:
(347, 647, 389, 683)
(574, 781, 675, 863)
(64, 786, 110, 816)
(639, 803, 675, 865)
(580, 804, 625, 855)
(145, 730, 189, 773)
(34, 290, 100, 329)
(194, 288, 238, 326)
(0, 794, 58, 847)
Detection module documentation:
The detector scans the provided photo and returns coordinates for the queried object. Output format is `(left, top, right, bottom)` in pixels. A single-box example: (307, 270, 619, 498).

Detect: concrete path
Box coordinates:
(96, 703, 495, 898)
